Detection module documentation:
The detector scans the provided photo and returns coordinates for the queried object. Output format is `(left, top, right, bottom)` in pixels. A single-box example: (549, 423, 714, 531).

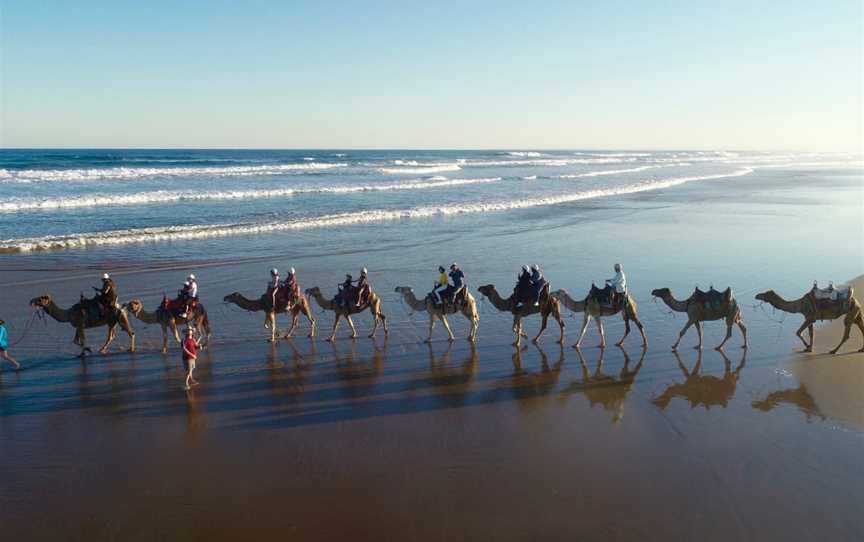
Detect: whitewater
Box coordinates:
(0, 149, 857, 255)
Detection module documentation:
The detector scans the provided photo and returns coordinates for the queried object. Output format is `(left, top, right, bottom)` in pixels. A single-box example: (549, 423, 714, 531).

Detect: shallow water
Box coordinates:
(0, 156, 862, 540)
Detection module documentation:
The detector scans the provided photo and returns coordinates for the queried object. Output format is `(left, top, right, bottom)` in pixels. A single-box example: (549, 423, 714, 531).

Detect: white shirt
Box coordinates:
(188, 281, 198, 298)
(608, 270, 626, 293)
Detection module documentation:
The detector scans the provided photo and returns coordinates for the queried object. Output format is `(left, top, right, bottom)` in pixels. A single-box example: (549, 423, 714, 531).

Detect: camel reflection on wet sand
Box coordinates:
(652, 349, 747, 410)
(751, 384, 825, 421)
(559, 345, 646, 423)
(426, 341, 478, 388)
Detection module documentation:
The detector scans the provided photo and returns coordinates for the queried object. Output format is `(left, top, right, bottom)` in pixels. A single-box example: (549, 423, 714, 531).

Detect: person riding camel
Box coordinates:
(282, 267, 300, 309)
(355, 268, 371, 308)
(93, 273, 118, 317)
(266, 268, 280, 309)
(514, 265, 532, 307)
(179, 274, 198, 318)
(530, 264, 547, 307)
(337, 274, 354, 308)
(432, 266, 448, 305)
(448, 263, 465, 305)
(605, 263, 627, 307)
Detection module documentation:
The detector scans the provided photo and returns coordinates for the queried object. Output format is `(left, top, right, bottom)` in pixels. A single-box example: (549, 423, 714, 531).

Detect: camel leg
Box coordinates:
(161, 323, 170, 354)
(124, 318, 136, 353)
(693, 321, 704, 350)
(794, 319, 813, 352)
(99, 324, 118, 354)
(555, 310, 565, 345)
(532, 313, 549, 343)
(737, 321, 748, 349)
(347, 315, 358, 339)
(628, 312, 648, 348)
(716, 322, 733, 351)
(380, 309, 389, 336)
(440, 314, 455, 342)
(307, 309, 317, 338)
(327, 314, 341, 342)
(425, 315, 436, 343)
(617, 315, 631, 347)
(574, 313, 591, 349)
(595, 317, 606, 348)
(513, 317, 522, 347)
(671, 319, 695, 351)
(76, 325, 90, 357)
(284, 313, 299, 339)
(855, 315, 864, 352)
(470, 317, 479, 342)
(829, 312, 858, 354)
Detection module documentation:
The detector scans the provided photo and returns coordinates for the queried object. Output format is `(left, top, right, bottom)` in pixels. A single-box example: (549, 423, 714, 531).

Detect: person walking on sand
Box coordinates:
(181, 326, 200, 390)
(0, 319, 21, 370)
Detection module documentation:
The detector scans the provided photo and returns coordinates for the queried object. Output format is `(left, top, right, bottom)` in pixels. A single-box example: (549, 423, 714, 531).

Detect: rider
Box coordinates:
(605, 263, 627, 306)
(283, 267, 300, 309)
(432, 266, 448, 304)
(94, 273, 118, 317)
(355, 268, 370, 308)
(266, 268, 280, 309)
(514, 265, 532, 307)
(448, 263, 465, 304)
(179, 274, 199, 318)
(337, 274, 354, 308)
(530, 264, 546, 307)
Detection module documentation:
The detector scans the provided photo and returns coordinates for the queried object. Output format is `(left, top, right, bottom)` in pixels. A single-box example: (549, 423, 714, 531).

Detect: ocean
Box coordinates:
(1, 149, 857, 258)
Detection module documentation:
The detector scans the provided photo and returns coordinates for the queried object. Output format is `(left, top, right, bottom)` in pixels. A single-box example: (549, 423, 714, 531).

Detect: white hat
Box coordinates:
(531, 264, 540, 271)
(188, 273, 196, 281)
(361, 267, 368, 275)
(102, 273, 110, 280)
(451, 262, 458, 269)
(270, 268, 278, 276)
(184, 281, 190, 286)
(289, 267, 296, 275)
(521, 265, 529, 273)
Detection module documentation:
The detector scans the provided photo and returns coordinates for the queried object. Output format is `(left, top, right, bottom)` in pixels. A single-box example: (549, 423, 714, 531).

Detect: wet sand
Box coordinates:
(1, 168, 863, 541)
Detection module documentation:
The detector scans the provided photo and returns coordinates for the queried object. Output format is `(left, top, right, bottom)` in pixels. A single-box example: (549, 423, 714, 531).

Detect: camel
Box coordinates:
(551, 287, 647, 349)
(223, 291, 316, 342)
(124, 299, 212, 354)
(304, 286, 388, 342)
(652, 349, 746, 410)
(394, 286, 479, 343)
(477, 284, 565, 347)
(651, 287, 747, 350)
(560, 346, 646, 423)
(754, 288, 864, 354)
(30, 294, 135, 357)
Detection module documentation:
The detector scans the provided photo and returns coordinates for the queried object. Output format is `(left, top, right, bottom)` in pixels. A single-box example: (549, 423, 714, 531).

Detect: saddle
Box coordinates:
(692, 287, 731, 309)
(75, 296, 115, 320)
(272, 288, 296, 312)
(589, 283, 617, 309)
(427, 287, 466, 309)
(160, 295, 198, 317)
(810, 285, 853, 311)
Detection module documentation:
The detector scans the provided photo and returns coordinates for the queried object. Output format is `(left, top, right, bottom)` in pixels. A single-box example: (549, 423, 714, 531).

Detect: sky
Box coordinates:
(1, 1, 861, 150)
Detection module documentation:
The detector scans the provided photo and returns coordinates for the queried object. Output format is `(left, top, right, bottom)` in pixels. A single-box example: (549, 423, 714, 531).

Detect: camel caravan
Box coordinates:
(23, 264, 864, 358)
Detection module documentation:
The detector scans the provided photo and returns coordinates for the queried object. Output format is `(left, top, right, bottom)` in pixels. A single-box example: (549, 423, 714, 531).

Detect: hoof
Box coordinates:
(829, 349, 839, 355)
(596, 344, 605, 349)
(714, 346, 724, 351)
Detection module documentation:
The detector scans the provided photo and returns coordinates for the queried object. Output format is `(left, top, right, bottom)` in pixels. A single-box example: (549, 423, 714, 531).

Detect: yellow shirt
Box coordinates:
(436, 272, 448, 286)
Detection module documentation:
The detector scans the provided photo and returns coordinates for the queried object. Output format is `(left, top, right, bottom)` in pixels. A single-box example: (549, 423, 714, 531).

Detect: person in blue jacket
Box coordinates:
(0, 318, 21, 370)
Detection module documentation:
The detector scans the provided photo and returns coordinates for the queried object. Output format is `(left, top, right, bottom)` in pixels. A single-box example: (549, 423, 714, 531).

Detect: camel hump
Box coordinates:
(692, 286, 732, 308)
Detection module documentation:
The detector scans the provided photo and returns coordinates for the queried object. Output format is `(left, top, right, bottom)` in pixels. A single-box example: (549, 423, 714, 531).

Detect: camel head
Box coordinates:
(477, 284, 496, 297)
(305, 287, 321, 297)
(223, 292, 242, 303)
(651, 288, 671, 299)
(126, 299, 144, 314)
(754, 290, 776, 303)
(29, 295, 52, 308)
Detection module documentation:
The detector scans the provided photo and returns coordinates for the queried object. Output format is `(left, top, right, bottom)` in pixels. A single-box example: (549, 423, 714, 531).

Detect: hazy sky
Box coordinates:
(1, 1, 861, 150)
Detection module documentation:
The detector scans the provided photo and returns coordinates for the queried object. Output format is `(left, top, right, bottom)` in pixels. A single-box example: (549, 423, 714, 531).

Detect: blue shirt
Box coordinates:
(0, 325, 8, 350)
(449, 269, 465, 288)
(531, 270, 544, 283)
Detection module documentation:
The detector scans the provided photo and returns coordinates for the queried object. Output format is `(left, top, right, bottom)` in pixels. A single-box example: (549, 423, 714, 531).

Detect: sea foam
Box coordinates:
(0, 168, 752, 252)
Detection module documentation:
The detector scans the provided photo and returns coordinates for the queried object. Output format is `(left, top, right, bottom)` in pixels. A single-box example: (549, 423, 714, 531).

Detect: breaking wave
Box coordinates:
(0, 162, 347, 183)
(380, 164, 462, 174)
(0, 169, 753, 252)
(0, 177, 502, 213)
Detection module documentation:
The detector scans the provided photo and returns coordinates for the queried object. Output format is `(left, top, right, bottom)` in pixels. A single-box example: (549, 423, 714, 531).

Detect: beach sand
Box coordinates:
(0, 167, 862, 541)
